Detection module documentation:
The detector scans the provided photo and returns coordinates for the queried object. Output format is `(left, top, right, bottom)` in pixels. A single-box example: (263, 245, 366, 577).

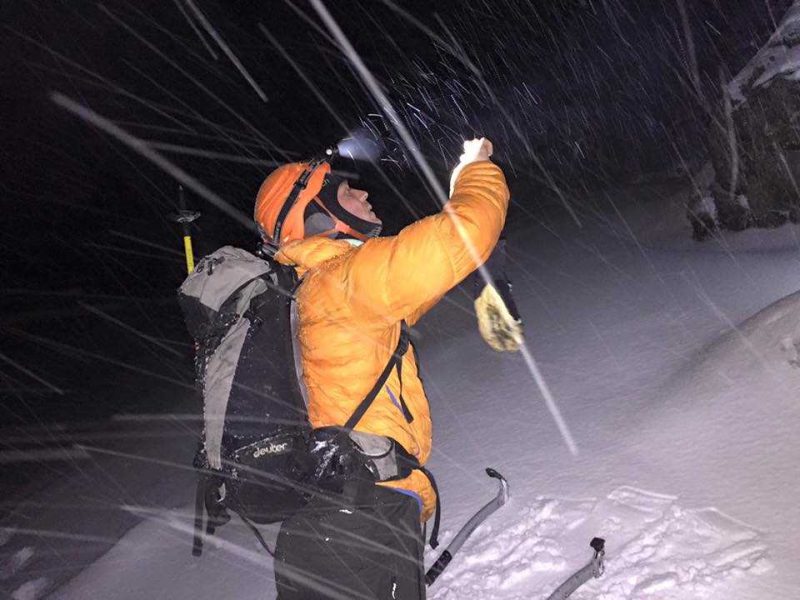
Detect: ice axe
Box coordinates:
(545, 537, 606, 599)
(169, 185, 201, 274)
(425, 468, 509, 586)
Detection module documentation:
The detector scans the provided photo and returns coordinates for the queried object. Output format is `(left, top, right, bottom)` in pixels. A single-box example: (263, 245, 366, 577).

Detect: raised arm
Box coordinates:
(343, 153, 510, 324)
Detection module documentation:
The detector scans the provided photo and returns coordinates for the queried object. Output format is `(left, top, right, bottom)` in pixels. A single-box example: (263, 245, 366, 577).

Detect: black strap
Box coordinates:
(314, 319, 443, 549)
(343, 321, 411, 431)
(336, 320, 443, 549)
(378, 440, 440, 549)
(420, 467, 441, 549)
(191, 473, 206, 557)
(273, 162, 320, 243)
(395, 328, 414, 423)
(191, 469, 275, 558)
(238, 512, 275, 557)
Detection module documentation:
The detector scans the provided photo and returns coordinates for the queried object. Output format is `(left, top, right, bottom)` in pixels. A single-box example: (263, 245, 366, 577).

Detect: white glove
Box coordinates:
(449, 137, 494, 196)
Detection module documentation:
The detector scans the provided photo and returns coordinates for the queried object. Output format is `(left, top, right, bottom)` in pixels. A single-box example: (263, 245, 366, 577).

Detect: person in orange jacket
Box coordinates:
(254, 138, 509, 599)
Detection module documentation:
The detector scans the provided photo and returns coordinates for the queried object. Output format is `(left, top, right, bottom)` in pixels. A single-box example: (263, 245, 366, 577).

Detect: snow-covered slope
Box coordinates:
(29, 183, 800, 599)
(428, 285, 800, 599)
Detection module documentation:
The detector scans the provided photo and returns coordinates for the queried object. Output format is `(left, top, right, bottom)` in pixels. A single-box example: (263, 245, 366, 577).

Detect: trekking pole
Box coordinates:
(425, 468, 509, 586)
(545, 537, 606, 599)
(170, 185, 201, 274)
(171, 186, 204, 556)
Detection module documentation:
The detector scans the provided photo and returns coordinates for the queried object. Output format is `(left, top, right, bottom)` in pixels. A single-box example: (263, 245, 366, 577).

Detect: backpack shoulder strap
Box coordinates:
(331, 321, 442, 549)
(343, 321, 411, 431)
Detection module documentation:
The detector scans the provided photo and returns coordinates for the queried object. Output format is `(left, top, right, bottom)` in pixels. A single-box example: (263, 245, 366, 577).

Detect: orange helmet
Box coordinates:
(254, 161, 380, 246)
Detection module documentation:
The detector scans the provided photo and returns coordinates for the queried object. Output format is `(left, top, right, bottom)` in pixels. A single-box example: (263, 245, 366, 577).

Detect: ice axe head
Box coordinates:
(485, 467, 509, 505)
(590, 537, 606, 578)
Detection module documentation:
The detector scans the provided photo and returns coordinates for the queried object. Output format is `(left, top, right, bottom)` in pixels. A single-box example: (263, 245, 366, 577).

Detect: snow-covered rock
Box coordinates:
(729, 1, 800, 103)
(702, 1, 800, 236)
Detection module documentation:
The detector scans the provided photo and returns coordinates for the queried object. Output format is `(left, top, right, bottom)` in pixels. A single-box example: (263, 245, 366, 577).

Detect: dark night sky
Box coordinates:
(1, 0, 792, 298)
(0, 0, 794, 428)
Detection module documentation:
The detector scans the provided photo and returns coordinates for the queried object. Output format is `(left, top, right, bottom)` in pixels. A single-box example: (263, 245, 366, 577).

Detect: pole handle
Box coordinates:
(425, 550, 452, 586)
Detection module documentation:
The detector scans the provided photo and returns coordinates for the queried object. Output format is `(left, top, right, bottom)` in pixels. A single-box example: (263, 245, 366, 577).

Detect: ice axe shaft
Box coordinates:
(425, 468, 509, 586)
(170, 185, 201, 274)
(545, 537, 606, 600)
(183, 236, 194, 274)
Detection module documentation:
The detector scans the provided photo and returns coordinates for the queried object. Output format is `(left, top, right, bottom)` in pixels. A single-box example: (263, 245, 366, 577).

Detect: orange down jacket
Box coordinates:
(275, 161, 509, 521)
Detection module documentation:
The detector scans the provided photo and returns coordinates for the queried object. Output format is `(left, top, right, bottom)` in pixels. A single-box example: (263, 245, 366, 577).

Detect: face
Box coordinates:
(337, 181, 381, 225)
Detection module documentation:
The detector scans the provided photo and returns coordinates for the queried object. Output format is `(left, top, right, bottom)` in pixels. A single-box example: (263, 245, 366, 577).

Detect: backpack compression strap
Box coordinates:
(343, 321, 411, 431)
(392, 443, 442, 549)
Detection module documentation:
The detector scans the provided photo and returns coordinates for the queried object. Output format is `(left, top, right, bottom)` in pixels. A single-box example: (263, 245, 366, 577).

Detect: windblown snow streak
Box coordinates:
(10, 577, 49, 600)
(0, 547, 34, 581)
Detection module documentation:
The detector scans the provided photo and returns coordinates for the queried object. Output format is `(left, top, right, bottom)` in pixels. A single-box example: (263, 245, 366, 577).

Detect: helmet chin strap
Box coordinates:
(333, 220, 370, 241)
(272, 160, 325, 243)
(311, 197, 381, 240)
(305, 224, 370, 243)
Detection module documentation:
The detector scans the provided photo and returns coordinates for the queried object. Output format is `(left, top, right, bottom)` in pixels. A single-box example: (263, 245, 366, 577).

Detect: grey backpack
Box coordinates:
(179, 246, 312, 556)
(179, 246, 435, 556)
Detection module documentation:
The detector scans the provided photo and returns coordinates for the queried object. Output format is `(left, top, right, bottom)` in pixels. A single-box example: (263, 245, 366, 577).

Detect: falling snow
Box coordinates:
(2, 1, 800, 599)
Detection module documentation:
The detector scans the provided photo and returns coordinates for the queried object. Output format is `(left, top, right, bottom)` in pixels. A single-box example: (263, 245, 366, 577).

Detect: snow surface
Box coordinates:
(6, 182, 800, 599)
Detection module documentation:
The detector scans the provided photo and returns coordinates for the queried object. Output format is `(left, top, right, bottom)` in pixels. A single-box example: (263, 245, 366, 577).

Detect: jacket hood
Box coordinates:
(274, 235, 360, 277)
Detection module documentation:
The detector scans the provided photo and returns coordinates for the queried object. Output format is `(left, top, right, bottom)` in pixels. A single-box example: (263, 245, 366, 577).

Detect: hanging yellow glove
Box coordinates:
(474, 280, 524, 352)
